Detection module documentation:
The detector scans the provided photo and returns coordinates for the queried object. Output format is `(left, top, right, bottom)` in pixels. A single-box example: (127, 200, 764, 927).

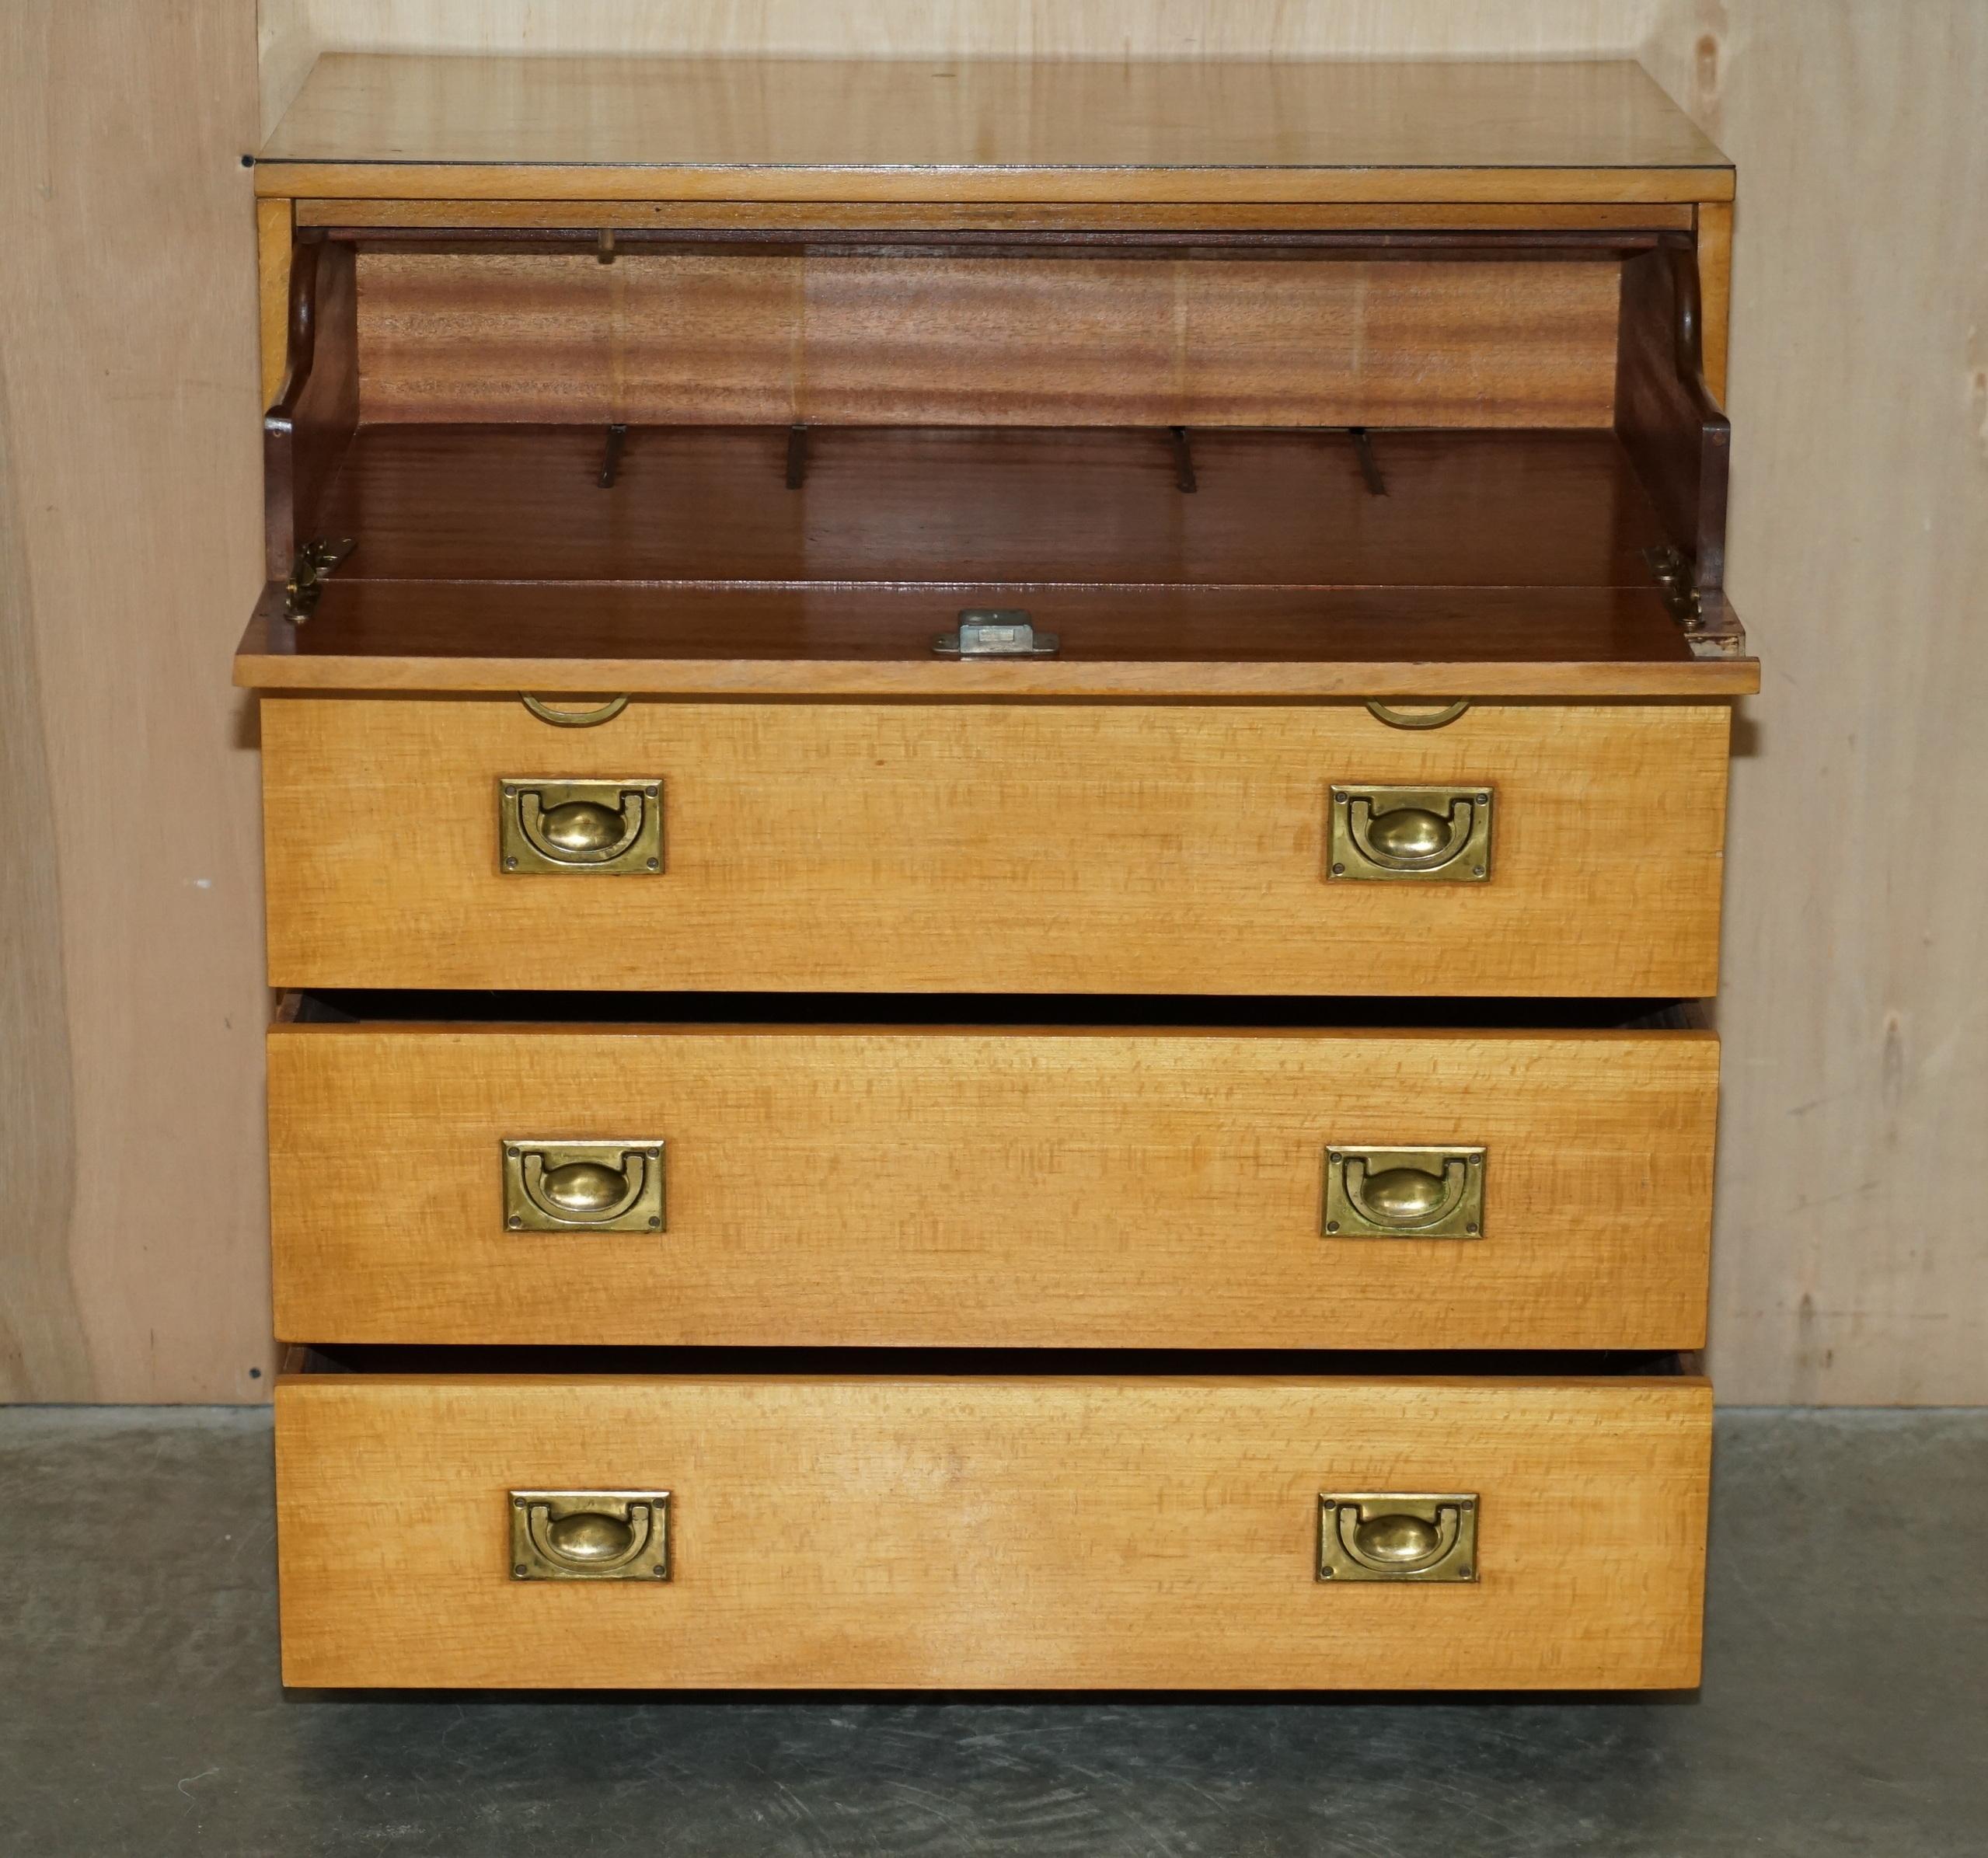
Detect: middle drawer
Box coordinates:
(271, 1000, 1715, 1350)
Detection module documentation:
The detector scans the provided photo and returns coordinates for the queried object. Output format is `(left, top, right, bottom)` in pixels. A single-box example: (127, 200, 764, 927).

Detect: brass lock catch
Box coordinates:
(1318, 1493, 1478, 1582)
(510, 1490, 671, 1581)
(1324, 1145, 1485, 1239)
(1329, 784, 1492, 882)
(933, 608, 1059, 657)
(504, 1140, 666, 1232)
(499, 778, 662, 876)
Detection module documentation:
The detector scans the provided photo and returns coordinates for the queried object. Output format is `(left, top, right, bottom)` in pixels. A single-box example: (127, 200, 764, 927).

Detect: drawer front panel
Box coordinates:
(274, 1372, 1711, 1689)
(260, 699, 1730, 995)
(269, 1023, 1718, 1349)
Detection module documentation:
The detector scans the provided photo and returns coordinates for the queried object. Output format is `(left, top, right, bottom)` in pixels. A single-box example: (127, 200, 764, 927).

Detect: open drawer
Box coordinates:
(274, 1347, 1711, 1690)
(270, 994, 1716, 1351)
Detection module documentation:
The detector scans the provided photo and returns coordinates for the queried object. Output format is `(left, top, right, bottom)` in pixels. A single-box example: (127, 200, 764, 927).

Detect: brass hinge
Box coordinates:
(1645, 543, 1748, 660)
(284, 536, 354, 621)
(1643, 543, 1703, 627)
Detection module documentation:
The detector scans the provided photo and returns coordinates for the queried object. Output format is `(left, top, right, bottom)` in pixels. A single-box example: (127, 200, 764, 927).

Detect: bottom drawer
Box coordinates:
(275, 1352, 1710, 1691)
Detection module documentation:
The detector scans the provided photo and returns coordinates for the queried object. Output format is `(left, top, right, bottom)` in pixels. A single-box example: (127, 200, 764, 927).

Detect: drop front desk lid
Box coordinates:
(239, 54, 1753, 699)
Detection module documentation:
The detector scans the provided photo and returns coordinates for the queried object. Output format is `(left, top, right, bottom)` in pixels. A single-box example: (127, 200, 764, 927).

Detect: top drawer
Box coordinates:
(260, 696, 1730, 996)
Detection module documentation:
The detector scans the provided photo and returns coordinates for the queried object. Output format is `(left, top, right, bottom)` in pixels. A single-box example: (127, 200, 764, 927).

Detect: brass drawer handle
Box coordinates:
(499, 778, 662, 876)
(1324, 1145, 1484, 1239)
(1319, 1493, 1477, 1582)
(1365, 699, 1470, 730)
(511, 1490, 671, 1581)
(520, 693, 631, 728)
(504, 1141, 666, 1232)
(1329, 784, 1492, 882)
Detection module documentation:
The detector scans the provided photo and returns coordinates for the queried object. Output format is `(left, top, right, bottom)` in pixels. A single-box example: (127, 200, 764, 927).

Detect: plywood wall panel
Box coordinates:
(257, 4, 1665, 139)
(1642, 2, 1988, 1404)
(0, 1, 275, 1400)
(4, 0, 1980, 1401)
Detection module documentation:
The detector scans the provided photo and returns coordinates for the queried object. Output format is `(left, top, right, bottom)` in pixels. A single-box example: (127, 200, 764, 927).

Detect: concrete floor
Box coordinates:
(1, 1408, 1982, 1856)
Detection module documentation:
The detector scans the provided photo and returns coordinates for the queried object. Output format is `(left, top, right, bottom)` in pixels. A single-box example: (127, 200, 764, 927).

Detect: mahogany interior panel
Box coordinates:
(353, 251, 1623, 428)
(314, 424, 1669, 590)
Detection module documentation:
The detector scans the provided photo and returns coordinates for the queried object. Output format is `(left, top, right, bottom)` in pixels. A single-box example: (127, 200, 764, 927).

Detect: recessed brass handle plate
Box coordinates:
(510, 1490, 671, 1581)
(1324, 1145, 1485, 1239)
(1318, 1493, 1478, 1582)
(1329, 784, 1492, 882)
(504, 1140, 666, 1233)
(498, 778, 662, 875)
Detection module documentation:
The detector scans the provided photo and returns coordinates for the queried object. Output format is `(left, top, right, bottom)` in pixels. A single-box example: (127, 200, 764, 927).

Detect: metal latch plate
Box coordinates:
(933, 609, 1060, 657)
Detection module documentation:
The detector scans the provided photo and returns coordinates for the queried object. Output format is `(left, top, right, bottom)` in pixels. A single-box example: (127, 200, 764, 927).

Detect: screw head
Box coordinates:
(513, 1563, 528, 1578)
(1471, 864, 1485, 877)
(645, 857, 659, 870)
(507, 1215, 523, 1230)
(504, 856, 518, 870)
(1324, 1221, 1340, 1234)
(1331, 862, 1345, 876)
(647, 1217, 661, 1229)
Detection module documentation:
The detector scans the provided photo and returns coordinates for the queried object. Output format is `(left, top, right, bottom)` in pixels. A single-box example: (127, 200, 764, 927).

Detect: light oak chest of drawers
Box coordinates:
(240, 51, 1753, 1691)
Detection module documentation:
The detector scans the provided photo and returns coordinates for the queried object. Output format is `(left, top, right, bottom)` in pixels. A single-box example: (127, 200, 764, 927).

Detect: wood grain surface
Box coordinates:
(354, 252, 1622, 428)
(1643, 1, 1988, 1402)
(254, 55, 1732, 206)
(302, 425, 1678, 588)
(303, 199, 1702, 232)
(6, 2, 1980, 1406)
(268, 1020, 1718, 1348)
(274, 1368, 1711, 1688)
(0, 0, 273, 1400)
(260, 698, 1732, 997)
(235, 582, 1759, 699)
(257, 3, 1672, 137)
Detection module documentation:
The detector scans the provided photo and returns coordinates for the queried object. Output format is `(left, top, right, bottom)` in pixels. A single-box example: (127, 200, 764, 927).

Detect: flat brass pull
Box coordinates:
(1329, 784, 1492, 882)
(504, 1140, 666, 1232)
(511, 1490, 671, 1581)
(499, 778, 662, 876)
(519, 693, 631, 728)
(1324, 1145, 1484, 1239)
(1319, 1493, 1477, 1582)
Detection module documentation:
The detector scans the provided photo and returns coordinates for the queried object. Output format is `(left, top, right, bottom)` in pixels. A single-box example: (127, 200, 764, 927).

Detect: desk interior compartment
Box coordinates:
(241, 221, 1749, 696)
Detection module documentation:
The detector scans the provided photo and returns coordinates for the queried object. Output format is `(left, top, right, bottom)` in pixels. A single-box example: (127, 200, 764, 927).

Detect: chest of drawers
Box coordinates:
(240, 53, 1753, 1690)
